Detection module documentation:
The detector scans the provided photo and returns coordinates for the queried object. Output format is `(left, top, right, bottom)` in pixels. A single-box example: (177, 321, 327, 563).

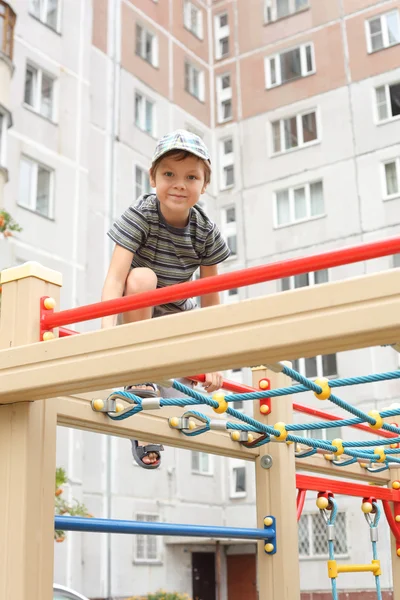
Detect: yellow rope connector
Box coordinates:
(316, 496, 329, 510)
(314, 377, 331, 400)
(328, 559, 381, 578)
(332, 439, 344, 456)
(368, 410, 383, 430)
(274, 422, 288, 441)
(212, 392, 228, 414)
(374, 446, 386, 463)
(362, 502, 373, 514)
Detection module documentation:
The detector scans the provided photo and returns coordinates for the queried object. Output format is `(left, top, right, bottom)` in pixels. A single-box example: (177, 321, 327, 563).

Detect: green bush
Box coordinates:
(128, 591, 192, 600)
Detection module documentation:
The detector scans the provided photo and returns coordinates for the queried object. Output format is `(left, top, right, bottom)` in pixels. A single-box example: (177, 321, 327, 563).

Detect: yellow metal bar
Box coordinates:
(328, 560, 381, 578)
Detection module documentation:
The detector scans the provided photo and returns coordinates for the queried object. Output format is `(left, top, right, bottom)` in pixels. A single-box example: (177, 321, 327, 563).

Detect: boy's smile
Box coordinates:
(150, 154, 207, 228)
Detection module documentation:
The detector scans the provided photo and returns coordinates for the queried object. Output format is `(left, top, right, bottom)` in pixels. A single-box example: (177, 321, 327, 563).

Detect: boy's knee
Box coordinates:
(125, 268, 157, 294)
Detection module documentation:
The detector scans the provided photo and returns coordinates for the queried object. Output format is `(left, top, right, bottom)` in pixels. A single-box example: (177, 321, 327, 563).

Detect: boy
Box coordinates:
(101, 130, 231, 469)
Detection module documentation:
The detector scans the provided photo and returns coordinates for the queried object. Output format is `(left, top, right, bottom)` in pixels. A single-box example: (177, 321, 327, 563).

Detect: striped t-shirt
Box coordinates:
(108, 194, 231, 313)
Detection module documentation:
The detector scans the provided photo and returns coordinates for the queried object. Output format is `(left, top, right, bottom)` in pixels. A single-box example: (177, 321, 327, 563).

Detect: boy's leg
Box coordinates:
(121, 267, 161, 466)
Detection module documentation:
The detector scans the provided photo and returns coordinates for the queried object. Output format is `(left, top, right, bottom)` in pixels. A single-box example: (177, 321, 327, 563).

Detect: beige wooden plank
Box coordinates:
(0, 269, 399, 404)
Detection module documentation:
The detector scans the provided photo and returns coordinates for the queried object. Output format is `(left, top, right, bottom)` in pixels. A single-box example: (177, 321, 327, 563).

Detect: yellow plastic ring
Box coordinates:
(332, 439, 344, 456)
(368, 410, 384, 430)
(212, 392, 228, 414)
(314, 378, 331, 400)
(374, 446, 386, 463)
(274, 422, 288, 442)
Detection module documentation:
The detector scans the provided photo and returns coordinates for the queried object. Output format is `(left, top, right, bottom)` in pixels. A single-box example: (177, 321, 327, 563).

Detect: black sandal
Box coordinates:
(131, 439, 164, 469)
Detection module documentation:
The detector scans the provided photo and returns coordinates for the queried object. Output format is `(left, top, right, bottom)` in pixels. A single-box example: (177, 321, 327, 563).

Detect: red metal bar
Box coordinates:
(41, 236, 400, 329)
(59, 327, 79, 337)
(297, 489, 307, 521)
(296, 474, 400, 501)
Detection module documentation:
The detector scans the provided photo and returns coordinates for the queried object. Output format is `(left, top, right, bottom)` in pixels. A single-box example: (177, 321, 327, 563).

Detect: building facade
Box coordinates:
(1, 0, 400, 598)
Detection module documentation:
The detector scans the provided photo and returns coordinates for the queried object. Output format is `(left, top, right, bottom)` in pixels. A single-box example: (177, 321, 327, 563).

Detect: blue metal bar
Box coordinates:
(55, 516, 275, 541)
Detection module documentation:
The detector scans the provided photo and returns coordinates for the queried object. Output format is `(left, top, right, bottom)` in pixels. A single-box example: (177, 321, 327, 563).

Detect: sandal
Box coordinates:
(131, 439, 164, 470)
(126, 384, 163, 469)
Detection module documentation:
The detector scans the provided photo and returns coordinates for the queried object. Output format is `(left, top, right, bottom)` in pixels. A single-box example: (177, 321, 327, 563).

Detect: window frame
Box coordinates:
(270, 109, 320, 155)
(184, 61, 205, 102)
(264, 0, 310, 23)
(273, 180, 325, 228)
(219, 137, 235, 191)
(134, 91, 156, 136)
(229, 459, 247, 498)
(17, 155, 54, 219)
(183, 0, 204, 40)
(0, 111, 7, 168)
(365, 10, 400, 54)
(191, 451, 213, 476)
(29, 0, 62, 33)
(134, 164, 152, 200)
(214, 12, 230, 60)
(216, 73, 233, 123)
(381, 158, 400, 200)
(374, 81, 400, 123)
(135, 23, 159, 68)
(221, 204, 238, 258)
(293, 354, 338, 380)
(299, 512, 348, 559)
(23, 63, 56, 122)
(0, 1, 16, 59)
(265, 42, 315, 89)
(134, 512, 161, 563)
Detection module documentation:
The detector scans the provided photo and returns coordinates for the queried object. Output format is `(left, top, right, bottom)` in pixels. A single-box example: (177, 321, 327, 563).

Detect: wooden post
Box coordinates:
(0, 263, 61, 600)
(385, 416, 400, 600)
(252, 364, 301, 600)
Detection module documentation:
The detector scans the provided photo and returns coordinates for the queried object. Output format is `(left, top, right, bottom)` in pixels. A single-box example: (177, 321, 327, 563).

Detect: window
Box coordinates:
(299, 512, 347, 558)
(135, 92, 155, 135)
(265, 0, 309, 23)
(230, 460, 246, 497)
(281, 268, 328, 291)
(366, 10, 400, 53)
(393, 254, 400, 268)
(226, 369, 244, 409)
(184, 1, 203, 39)
(383, 159, 399, 198)
(214, 12, 230, 59)
(225, 287, 239, 304)
(275, 181, 324, 227)
(375, 82, 400, 121)
(293, 354, 337, 379)
(135, 23, 158, 67)
(24, 65, 55, 121)
(184, 61, 205, 101)
(271, 110, 318, 154)
(29, 0, 60, 31)
(192, 452, 213, 475)
(135, 165, 152, 199)
(18, 156, 53, 218)
(221, 205, 237, 257)
(299, 425, 342, 443)
(217, 74, 232, 123)
(135, 513, 160, 562)
(0, 113, 6, 167)
(0, 2, 16, 59)
(265, 43, 314, 88)
(220, 138, 235, 190)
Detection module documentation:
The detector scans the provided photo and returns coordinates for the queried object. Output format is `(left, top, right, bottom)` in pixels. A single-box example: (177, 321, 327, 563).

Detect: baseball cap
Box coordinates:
(152, 129, 211, 165)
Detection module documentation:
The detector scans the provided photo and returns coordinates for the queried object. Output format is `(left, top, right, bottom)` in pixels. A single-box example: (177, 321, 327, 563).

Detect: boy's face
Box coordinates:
(150, 154, 208, 223)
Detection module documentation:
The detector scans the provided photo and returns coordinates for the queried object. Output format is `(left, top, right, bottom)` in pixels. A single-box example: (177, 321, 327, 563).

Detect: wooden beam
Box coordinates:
(0, 269, 399, 404)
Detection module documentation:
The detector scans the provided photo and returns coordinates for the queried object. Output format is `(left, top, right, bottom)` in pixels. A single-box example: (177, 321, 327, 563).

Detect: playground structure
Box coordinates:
(0, 236, 400, 600)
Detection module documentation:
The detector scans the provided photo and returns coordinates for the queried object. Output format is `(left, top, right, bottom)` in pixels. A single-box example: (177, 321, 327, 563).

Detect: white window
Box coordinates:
(135, 92, 155, 135)
(29, 0, 60, 31)
(214, 12, 230, 59)
(265, 43, 315, 88)
(382, 159, 399, 199)
(134, 513, 160, 562)
(299, 424, 342, 443)
(393, 254, 400, 268)
(191, 452, 213, 475)
(217, 73, 232, 123)
(24, 64, 55, 121)
(265, 0, 309, 23)
(184, 61, 205, 102)
(375, 82, 400, 122)
(184, 1, 203, 39)
(271, 110, 318, 154)
(219, 137, 235, 190)
(0, 113, 6, 167)
(299, 512, 347, 558)
(281, 268, 328, 291)
(274, 180, 324, 227)
(135, 24, 158, 67)
(230, 459, 246, 498)
(221, 205, 237, 257)
(135, 165, 152, 199)
(226, 368, 244, 409)
(366, 10, 400, 53)
(18, 156, 53, 218)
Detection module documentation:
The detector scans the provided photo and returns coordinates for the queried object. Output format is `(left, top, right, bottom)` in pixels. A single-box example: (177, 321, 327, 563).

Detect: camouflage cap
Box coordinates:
(152, 129, 211, 165)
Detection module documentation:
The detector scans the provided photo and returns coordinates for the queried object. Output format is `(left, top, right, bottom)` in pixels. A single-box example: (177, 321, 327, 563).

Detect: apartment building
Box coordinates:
(0, 0, 400, 598)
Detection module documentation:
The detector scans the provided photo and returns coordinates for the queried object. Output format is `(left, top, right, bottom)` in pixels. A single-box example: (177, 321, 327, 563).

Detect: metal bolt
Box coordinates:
(260, 454, 273, 469)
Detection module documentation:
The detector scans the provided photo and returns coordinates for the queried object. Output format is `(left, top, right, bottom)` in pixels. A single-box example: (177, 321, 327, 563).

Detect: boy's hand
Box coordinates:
(202, 372, 223, 393)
